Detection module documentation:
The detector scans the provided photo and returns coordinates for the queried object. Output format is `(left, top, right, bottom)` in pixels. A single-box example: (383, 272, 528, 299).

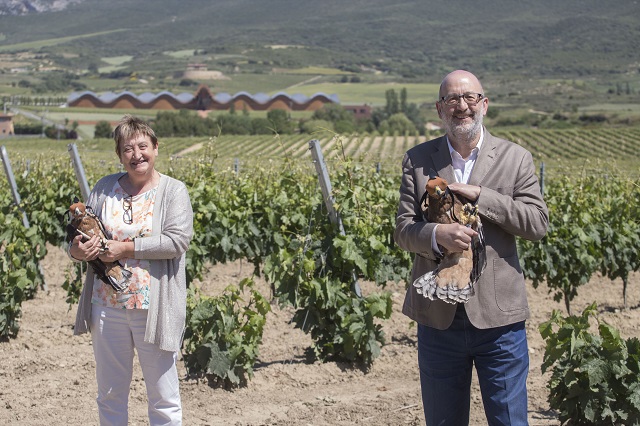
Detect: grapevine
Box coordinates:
(1, 133, 639, 379)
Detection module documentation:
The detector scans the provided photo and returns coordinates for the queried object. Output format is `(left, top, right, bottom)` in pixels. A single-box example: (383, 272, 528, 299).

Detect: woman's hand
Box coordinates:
(69, 234, 103, 261)
(98, 240, 135, 262)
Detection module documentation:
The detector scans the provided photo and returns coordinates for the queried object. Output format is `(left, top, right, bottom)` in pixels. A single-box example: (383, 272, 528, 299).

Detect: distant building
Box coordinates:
(186, 63, 208, 71)
(0, 114, 14, 137)
(67, 85, 339, 112)
(183, 64, 230, 81)
(343, 104, 372, 120)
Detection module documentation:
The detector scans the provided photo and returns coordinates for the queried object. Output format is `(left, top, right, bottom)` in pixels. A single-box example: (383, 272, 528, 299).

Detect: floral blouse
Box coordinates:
(91, 181, 157, 309)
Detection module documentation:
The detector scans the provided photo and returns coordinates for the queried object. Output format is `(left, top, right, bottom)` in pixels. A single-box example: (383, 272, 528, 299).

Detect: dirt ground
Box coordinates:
(1, 243, 638, 426)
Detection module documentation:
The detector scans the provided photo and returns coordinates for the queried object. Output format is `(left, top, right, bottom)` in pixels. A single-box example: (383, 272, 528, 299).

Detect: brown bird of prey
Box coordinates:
(413, 173, 486, 304)
(66, 199, 132, 293)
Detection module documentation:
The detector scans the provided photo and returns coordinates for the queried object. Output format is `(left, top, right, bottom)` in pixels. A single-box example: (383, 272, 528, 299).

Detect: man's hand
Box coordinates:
(435, 223, 478, 253)
(448, 183, 481, 202)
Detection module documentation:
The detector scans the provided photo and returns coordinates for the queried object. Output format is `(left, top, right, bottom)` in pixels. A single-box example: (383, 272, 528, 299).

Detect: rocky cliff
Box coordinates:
(0, 0, 85, 16)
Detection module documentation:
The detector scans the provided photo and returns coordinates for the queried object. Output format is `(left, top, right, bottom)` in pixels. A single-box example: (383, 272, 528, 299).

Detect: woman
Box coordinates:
(69, 114, 193, 425)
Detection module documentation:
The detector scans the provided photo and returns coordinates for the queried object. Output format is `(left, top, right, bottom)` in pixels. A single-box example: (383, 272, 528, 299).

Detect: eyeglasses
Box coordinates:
(440, 92, 484, 106)
(122, 195, 133, 225)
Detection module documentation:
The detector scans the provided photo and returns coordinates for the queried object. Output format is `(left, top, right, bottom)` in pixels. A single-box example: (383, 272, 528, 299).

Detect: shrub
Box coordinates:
(13, 123, 42, 135)
(250, 117, 274, 135)
(266, 109, 294, 134)
(540, 303, 640, 425)
(377, 113, 417, 135)
(94, 121, 113, 139)
(182, 278, 270, 388)
(179, 78, 199, 87)
(299, 119, 333, 134)
(0, 210, 46, 337)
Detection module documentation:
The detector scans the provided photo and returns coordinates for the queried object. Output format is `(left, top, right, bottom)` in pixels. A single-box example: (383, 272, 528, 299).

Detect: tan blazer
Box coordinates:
(394, 129, 548, 329)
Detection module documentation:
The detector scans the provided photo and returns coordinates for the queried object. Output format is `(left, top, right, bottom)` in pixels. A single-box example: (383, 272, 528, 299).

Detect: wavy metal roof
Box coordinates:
(67, 87, 339, 110)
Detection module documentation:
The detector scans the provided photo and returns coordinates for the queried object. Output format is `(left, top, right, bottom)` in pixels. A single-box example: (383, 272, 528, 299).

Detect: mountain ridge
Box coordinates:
(1, 0, 639, 81)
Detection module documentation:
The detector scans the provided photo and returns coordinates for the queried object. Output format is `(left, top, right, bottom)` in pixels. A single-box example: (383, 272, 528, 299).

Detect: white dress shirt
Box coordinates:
(431, 128, 484, 253)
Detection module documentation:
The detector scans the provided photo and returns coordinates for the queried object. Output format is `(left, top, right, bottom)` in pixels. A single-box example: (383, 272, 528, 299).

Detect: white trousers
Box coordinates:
(90, 304, 182, 426)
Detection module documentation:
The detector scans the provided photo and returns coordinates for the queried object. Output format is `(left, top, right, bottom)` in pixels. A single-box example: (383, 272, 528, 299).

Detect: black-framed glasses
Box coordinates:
(440, 92, 484, 106)
(122, 195, 133, 225)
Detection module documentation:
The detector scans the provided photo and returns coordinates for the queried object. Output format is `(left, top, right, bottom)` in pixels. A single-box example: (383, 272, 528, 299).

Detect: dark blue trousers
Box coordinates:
(417, 304, 529, 426)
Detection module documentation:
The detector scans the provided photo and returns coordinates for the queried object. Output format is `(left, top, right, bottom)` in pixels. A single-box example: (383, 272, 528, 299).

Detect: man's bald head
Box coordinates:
(439, 70, 484, 98)
(436, 70, 487, 152)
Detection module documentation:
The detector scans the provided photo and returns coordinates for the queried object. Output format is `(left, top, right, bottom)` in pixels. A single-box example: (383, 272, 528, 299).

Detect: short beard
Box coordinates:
(443, 103, 484, 145)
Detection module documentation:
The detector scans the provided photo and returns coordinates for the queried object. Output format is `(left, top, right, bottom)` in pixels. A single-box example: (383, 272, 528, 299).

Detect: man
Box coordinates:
(394, 70, 548, 425)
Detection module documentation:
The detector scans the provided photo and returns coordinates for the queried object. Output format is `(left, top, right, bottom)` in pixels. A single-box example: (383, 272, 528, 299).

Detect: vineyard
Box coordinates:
(1, 129, 640, 424)
(2, 126, 640, 175)
(173, 128, 640, 177)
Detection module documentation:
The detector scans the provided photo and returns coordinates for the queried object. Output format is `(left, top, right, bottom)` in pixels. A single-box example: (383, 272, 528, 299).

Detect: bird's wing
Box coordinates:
(84, 208, 111, 240)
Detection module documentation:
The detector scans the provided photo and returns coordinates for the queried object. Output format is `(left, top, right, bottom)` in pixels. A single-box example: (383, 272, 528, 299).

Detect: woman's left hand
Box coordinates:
(98, 240, 135, 262)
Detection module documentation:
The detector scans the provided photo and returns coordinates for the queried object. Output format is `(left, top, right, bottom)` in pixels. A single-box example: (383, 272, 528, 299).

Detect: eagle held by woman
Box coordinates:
(66, 198, 132, 293)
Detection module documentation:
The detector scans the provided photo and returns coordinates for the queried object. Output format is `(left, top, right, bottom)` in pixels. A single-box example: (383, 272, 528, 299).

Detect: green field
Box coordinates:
(0, 29, 128, 52)
(275, 82, 440, 106)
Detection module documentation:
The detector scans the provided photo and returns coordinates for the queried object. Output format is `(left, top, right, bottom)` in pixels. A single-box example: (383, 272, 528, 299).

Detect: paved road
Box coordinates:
(10, 107, 65, 129)
(9, 107, 83, 140)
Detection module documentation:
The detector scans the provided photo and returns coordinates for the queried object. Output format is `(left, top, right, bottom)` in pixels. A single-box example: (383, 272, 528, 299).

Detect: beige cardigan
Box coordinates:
(73, 172, 193, 352)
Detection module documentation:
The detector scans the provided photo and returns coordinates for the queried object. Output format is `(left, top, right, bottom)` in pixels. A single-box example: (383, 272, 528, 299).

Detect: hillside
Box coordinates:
(1, 0, 639, 80)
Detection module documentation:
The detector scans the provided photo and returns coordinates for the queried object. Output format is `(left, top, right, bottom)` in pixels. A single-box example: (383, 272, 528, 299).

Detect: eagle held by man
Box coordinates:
(66, 198, 132, 293)
(413, 173, 486, 304)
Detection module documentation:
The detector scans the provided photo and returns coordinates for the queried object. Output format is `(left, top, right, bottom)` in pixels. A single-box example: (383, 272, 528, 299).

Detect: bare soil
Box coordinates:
(1, 243, 638, 425)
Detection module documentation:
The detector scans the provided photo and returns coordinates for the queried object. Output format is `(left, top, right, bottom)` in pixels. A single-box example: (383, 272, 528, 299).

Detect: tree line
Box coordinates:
(93, 88, 426, 138)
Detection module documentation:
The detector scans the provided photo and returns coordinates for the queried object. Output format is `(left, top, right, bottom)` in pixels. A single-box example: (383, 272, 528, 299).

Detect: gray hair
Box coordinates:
(113, 114, 158, 156)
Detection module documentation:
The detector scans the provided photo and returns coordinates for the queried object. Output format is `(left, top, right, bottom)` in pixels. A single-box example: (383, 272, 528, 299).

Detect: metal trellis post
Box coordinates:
(308, 139, 362, 297)
(67, 143, 91, 202)
(539, 162, 545, 196)
(1, 145, 29, 228)
(1, 145, 49, 291)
